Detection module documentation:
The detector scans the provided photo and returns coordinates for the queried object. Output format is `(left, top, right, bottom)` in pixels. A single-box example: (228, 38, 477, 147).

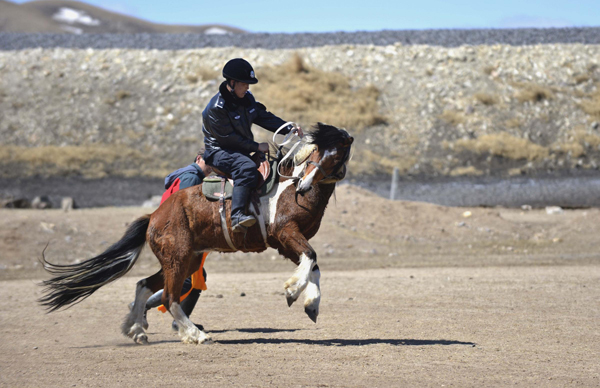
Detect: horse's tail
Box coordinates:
(39, 214, 151, 312)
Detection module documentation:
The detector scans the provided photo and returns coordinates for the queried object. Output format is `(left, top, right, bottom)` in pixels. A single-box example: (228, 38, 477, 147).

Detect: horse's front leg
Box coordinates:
(277, 226, 321, 323)
(163, 255, 212, 345)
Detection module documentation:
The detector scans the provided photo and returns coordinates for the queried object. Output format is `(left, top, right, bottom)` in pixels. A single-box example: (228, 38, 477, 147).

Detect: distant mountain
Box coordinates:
(0, 0, 245, 34)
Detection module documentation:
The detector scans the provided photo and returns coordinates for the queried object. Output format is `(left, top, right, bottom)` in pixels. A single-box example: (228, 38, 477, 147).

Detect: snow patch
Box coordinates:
(204, 27, 230, 35)
(53, 8, 100, 26)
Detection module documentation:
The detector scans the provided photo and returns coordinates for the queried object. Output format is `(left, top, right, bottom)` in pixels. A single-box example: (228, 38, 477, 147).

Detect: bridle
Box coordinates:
(304, 143, 352, 184)
(273, 122, 352, 184)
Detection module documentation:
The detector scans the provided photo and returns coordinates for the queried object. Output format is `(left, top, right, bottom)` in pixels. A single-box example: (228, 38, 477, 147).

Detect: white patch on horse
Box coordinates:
(262, 163, 305, 226)
(170, 302, 212, 344)
(297, 167, 317, 193)
(304, 267, 321, 310)
(284, 253, 313, 302)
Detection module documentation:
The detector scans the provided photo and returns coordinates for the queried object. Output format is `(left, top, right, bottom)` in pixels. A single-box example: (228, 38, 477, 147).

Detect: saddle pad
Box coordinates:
(202, 178, 233, 201)
(201, 159, 278, 201)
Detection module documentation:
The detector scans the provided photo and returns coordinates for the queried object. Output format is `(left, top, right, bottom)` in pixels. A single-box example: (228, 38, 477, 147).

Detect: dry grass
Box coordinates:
(104, 90, 131, 105)
(454, 132, 549, 161)
(350, 149, 417, 175)
(551, 142, 586, 158)
(0, 145, 168, 178)
(551, 129, 600, 157)
(449, 166, 484, 176)
(439, 110, 465, 126)
(574, 73, 591, 84)
(483, 65, 497, 76)
(474, 92, 498, 106)
(515, 83, 554, 103)
(580, 89, 600, 119)
(252, 54, 385, 132)
(505, 117, 522, 129)
(185, 67, 219, 84)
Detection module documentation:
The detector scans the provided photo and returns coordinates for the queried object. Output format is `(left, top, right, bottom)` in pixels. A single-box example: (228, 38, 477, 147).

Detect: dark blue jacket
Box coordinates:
(202, 81, 292, 159)
(164, 163, 206, 190)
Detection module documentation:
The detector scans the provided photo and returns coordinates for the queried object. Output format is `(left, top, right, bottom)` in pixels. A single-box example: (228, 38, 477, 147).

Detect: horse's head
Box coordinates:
(296, 123, 354, 194)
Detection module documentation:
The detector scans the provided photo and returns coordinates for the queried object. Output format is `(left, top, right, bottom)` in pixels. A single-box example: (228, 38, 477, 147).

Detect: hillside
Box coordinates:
(1, 42, 599, 182)
(0, 0, 243, 34)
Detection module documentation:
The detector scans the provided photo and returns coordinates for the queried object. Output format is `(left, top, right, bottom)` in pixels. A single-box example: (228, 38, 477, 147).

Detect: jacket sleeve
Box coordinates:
(207, 106, 259, 153)
(253, 102, 293, 134)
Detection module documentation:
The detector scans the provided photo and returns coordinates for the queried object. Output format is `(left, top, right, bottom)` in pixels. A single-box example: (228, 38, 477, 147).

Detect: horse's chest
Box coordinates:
(260, 179, 296, 227)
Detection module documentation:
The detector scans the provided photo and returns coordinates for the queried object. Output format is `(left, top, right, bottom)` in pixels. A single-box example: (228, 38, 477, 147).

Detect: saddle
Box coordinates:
(201, 154, 278, 201)
(202, 154, 276, 251)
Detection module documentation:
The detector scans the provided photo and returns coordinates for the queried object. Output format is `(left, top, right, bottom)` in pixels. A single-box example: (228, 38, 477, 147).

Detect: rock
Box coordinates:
(142, 195, 162, 208)
(61, 197, 76, 212)
(2, 198, 31, 209)
(40, 222, 55, 233)
(32, 196, 52, 209)
(545, 206, 564, 215)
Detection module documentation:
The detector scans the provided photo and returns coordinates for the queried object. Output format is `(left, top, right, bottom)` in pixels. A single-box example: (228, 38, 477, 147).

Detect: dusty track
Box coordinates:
(1, 186, 599, 386)
(1, 266, 598, 387)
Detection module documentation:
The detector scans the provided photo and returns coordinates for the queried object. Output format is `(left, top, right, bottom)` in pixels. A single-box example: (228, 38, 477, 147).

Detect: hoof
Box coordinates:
(133, 333, 149, 345)
(199, 336, 214, 345)
(305, 307, 318, 323)
(286, 294, 297, 307)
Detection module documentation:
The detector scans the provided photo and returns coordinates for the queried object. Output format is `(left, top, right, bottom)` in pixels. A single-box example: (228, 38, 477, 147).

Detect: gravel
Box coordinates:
(2, 27, 600, 51)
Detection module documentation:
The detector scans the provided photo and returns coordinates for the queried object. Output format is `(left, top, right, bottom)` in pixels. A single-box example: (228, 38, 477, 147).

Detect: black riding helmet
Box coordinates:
(222, 58, 258, 84)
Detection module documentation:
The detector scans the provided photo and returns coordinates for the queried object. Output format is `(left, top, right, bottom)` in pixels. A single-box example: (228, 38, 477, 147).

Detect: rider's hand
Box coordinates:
(258, 142, 270, 153)
(295, 126, 304, 138)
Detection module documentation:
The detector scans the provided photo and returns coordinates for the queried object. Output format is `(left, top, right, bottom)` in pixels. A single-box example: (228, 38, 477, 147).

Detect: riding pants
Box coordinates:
(204, 149, 259, 188)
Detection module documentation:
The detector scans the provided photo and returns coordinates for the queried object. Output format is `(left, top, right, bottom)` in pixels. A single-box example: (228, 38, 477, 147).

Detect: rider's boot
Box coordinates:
(231, 185, 256, 232)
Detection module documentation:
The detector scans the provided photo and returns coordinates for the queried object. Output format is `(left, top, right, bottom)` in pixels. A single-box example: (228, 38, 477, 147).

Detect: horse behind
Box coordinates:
(40, 123, 354, 345)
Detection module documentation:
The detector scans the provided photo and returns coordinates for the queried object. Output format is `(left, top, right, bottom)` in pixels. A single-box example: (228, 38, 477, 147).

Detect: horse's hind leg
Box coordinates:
(121, 271, 163, 344)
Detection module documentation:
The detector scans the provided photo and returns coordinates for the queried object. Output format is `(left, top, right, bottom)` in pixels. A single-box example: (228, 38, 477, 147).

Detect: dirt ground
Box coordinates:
(0, 186, 599, 387)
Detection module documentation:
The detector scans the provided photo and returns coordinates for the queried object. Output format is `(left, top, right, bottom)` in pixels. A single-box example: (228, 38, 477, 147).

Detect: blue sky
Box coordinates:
(15, 0, 600, 32)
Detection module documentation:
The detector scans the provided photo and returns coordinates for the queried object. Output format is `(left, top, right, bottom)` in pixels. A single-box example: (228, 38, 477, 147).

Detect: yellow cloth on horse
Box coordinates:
(157, 252, 208, 313)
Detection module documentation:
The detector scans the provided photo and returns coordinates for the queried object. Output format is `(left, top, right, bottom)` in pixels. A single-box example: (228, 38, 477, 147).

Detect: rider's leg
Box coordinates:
(207, 149, 259, 231)
(229, 155, 259, 231)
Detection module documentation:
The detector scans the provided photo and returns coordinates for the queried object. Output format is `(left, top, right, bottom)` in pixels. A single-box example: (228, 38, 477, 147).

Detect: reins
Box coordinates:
(273, 122, 305, 181)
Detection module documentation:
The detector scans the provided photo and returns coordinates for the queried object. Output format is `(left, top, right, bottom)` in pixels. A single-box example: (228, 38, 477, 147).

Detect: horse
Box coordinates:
(39, 123, 354, 345)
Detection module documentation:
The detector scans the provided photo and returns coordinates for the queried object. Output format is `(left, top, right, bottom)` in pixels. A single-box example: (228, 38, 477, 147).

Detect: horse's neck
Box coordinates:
(277, 162, 337, 213)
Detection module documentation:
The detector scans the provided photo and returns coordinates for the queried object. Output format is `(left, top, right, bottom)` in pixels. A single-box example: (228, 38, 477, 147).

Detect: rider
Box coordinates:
(202, 58, 303, 232)
(133, 151, 212, 330)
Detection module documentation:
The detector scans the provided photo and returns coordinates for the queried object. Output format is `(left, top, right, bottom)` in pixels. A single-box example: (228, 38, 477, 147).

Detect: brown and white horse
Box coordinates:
(40, 123, 354, 345)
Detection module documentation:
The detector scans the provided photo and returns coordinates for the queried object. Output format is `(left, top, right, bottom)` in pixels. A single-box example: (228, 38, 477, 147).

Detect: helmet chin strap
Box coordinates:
(228, 79, 241, 99)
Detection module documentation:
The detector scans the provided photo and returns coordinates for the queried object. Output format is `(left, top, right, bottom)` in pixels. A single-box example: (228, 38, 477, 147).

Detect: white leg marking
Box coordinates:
(304, 267, 321, 308)
(304, 267, 321, 322)
(284, 253, 314, 303)
(170, 302, 212, 344)
(122, 285, 152, 344)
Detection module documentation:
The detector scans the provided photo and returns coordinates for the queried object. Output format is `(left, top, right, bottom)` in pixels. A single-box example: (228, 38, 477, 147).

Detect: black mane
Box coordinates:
(309, 123, 350, 150)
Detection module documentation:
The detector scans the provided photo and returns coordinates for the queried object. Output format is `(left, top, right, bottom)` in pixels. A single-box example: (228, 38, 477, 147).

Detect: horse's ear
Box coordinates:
(344, 137, 354, 146)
